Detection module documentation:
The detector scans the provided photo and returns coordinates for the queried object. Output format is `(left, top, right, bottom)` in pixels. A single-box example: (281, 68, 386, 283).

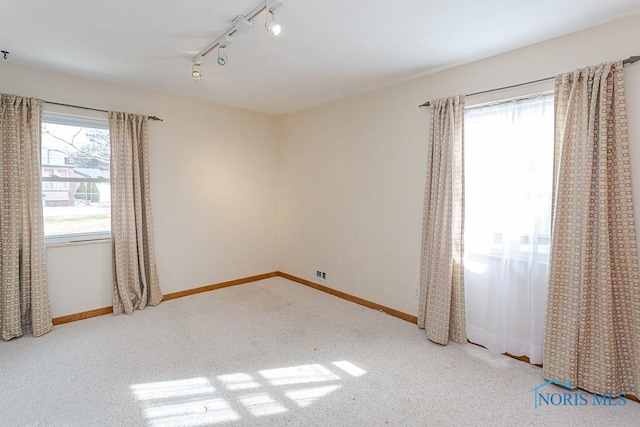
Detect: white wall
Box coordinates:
(278, 13, 640, 315)
(0, 62, 281, 318)
(3, 13, 640, 320)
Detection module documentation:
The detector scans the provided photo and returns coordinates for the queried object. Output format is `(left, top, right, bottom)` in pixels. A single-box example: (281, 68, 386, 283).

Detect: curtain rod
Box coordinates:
(418, 55, 640, 108)
(44, 100, 163, 121)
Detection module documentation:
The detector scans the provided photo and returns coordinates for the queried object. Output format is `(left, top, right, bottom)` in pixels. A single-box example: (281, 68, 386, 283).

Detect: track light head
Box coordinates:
(265, 11, 282, 36)
(267, 22, 281, 36)
(265, 0, 283, 36)
(217, 47, 228, 67)
(191, 61, 202, 80)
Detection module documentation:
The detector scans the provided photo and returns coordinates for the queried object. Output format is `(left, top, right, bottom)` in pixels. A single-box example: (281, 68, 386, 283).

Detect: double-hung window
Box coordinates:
(41, 113, 111, 243)
(463, 93, 554, 364)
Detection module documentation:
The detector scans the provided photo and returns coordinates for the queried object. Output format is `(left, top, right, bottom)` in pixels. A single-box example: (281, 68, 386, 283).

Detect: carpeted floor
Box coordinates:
(1, 277, 639, 426)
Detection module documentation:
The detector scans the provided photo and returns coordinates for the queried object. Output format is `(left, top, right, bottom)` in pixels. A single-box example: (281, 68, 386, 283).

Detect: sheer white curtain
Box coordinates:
(463, 94, 553, 364)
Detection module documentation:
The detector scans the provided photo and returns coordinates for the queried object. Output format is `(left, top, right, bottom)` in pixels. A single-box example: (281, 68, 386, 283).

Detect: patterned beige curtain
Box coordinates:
(544, 62, 640, 397)
(0, 94, 53, 340)
(109, 112, 162, 315)
(418, 96, 466, 345)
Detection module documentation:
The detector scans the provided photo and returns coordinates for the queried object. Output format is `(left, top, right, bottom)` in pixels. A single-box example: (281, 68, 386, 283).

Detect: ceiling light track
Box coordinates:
(191, 0, 284, 80)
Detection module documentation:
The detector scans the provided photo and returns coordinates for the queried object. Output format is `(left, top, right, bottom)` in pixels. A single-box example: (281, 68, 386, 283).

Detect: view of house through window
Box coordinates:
(41, 113, 110, 242)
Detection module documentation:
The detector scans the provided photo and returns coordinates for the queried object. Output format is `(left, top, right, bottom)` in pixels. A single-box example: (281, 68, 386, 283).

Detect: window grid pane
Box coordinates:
(41, 116, 111, 240)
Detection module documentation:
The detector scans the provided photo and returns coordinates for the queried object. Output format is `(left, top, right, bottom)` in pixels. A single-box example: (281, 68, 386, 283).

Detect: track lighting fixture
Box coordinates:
(190, 0, 285, 79)
(217, 35, 231, 66)
(265, 11, 281, 36)
(191, 61, 202, 80)
(265, 0, 284, 36)
(217, 47, 228, 66)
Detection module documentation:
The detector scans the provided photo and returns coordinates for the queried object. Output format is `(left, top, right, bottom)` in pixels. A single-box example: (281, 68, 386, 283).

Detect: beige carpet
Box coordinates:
(1, 277, 639, 426)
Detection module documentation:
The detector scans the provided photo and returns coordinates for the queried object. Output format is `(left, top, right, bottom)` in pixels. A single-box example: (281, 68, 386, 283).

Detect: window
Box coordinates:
(41, 113, 110, 243)
(464, 94, 554, 260)
(463, 93, 554, 364)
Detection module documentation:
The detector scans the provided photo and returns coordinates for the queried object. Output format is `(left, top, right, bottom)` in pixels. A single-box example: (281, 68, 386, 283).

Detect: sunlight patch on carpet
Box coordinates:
(285, 385, 343, 408)
(131, 361, 367, 425)
(258, 364, 341, 386)
(131, 377, 216, 401)
(332, 360, 367, 377)
(217, 373, 261, 390)
(238, 392, 289, 416)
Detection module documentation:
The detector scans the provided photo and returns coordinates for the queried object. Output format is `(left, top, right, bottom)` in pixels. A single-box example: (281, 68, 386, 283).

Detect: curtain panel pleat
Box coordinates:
(0, 94, 53, 340)
(544, 61, 640, 397)
(418, 95, 467, 345)
(109, 112, 162, 315)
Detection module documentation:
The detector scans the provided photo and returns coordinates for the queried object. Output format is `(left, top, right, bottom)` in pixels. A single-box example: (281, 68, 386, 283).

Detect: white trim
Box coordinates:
(42, 110, 108, 129)
(465, 80, 554, 108)
(45, 232, 111, 246)
(465, 91, 554, 111)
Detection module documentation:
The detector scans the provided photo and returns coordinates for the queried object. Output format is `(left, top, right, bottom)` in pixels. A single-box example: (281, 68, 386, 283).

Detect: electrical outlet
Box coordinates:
(414, 287, 419, 298)
(314, 269, 327, 282)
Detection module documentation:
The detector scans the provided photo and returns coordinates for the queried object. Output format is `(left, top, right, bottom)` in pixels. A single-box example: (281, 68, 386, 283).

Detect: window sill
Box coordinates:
(45, 234, 111, 248)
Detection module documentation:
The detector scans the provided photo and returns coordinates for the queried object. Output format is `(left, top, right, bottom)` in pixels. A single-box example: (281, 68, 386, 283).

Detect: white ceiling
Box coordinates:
(2, 0, 640, 115)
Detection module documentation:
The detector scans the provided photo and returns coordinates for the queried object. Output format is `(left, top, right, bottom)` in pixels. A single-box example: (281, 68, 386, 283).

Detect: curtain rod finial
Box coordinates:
(624, 55, 640, 65)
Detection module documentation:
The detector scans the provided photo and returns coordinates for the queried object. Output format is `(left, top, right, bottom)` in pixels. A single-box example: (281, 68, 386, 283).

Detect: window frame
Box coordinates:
(41, 111, 112, 245)
(462, 91, 554, 262)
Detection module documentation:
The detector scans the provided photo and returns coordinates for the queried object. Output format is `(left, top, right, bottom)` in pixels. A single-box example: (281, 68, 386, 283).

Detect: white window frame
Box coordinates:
(463, 91, 554, 261)
(42, 111, 111, 245)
